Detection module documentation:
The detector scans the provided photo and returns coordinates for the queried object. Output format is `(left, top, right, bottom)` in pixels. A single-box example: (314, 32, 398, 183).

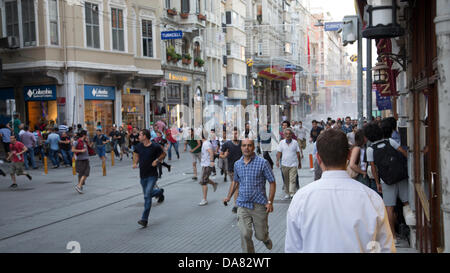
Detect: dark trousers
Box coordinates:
(263, 151, 274, 169)
(157, 162, 171, 177)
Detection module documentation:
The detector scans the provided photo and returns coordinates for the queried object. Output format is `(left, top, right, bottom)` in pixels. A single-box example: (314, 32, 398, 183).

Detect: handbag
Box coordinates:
(87, 142, 96, 156)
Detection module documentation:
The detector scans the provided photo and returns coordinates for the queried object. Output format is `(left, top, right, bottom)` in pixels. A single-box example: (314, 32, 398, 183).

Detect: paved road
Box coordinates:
(0, 143, 416, 253)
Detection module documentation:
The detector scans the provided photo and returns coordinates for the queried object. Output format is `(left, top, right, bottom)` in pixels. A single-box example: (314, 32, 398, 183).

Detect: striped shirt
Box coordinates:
(233, 154, 276, 210)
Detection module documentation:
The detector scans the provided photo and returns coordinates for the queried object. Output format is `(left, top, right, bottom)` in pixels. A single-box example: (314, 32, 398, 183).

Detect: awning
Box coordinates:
(258, 66, 293, 81)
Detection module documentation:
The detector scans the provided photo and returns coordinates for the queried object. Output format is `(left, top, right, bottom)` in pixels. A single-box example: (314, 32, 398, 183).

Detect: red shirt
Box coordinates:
(9, 141, 25, 162)
(166, 130, 177, 143)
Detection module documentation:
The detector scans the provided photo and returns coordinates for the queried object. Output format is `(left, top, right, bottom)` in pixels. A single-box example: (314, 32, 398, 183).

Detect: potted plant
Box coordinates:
(194, 57, 204, 67)
(167, 8, 177, 16)
(197, 13, 206, 21)
(180, 12, 189, 19)
(166, 45, 177, 62)
(175, 53, 182, 62)
(182, 53, 192, 64)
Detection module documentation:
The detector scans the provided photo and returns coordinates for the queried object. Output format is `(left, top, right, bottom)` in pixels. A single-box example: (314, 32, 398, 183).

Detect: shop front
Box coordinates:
(0, 88, 15, 125)
(24, 85, 57, 130)
(165, 72, 191, 127)
(84, 85, 115, 137)
(122, 88, 146, 130)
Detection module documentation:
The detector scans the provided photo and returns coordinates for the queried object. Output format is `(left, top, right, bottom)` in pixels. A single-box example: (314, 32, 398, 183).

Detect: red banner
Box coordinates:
(376, 39, 398, 97)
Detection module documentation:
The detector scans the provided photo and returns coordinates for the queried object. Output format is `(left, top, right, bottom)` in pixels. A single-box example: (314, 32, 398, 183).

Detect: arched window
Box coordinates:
(194, 42, 201, 59)
(182, 38, 190, 54)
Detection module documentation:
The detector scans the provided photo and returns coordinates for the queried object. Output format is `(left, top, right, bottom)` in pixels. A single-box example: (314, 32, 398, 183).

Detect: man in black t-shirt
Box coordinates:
(109, 126, 120, 158)
(129, 127, 140, 152)
(133, 129, 166, 228)
(59, 132, 72, 167)
(310, 120, 323, 143)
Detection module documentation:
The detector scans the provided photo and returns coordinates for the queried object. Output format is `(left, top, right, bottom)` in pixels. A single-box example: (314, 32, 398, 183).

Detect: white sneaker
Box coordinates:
(403, 205, 416, 226)
(283, 195, 290, 200)
(289, 194, 294, 199)
(198, 199, 208, 206)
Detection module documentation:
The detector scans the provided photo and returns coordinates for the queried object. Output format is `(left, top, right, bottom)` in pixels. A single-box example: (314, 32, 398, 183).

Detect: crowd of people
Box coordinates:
(0, 112, 414, 253)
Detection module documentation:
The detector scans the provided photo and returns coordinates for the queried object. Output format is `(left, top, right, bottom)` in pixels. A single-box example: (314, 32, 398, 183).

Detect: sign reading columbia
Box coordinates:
(84, 85, 115, 100)
(23, 85, 57, 101)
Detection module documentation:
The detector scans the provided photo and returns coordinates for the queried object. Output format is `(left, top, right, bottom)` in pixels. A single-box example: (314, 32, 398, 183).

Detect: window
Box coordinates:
(240, 46, 245, 61)
(142, 20, 153, 57)
(194, 41, 201, 59)
(226, 43, 231, 55)
(227, 74, 241, 89)
(85, 2, 100, 48)
(168, 84, 181, 99)
(48, 0, 59, 45)
(241, 75, 246, 90)
(196, 0, 201, 14)
(165, 0, 170, 9)
(181, 0, 189, 14)
(226, 11, 231, 24)
(111, 8, 124, 51)
(5, 1, 19, 40)
(182, 38, 189, 54)
(21, 0, 36, 46)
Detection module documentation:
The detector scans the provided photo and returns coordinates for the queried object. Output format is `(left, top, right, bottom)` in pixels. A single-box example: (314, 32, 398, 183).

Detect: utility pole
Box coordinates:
(357, 17, 364, 128)
(366, 38, 373, 122)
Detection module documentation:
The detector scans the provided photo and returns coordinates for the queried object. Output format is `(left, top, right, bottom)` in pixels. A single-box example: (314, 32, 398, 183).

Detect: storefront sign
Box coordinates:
(324, 22, 343, 32)
(24, 85, 57, 101)
(168, 73, 189, 82)
(375, 90, 392, 110)
(84, 85, 115, 100)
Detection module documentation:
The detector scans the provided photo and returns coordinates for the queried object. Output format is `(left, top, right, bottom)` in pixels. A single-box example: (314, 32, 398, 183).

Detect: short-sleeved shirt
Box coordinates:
(60, 136, 71, 151)
(233, 155, 276, 209)
(188, 139, 201, 153)
(310, 127, 323, 142)
(277, 139, 301, 167)
(46, 133, 61, 151)
(9, 141, 25, 162)
(73, 140, 89, 161)
(201, 140, 213, 167)
(366, 138, 401, 184)
(117, 131, 127, 144)
(0, 128, 11, 143)
(134, 142, 163, 179)
(130, 133, 140, 146)
(20, 131, 35, 148)
(13, 119, 21, 136)
(342, 124, 353, 134)
(109, 131, 120, 142)
(93, 134, 108, 146)
(221, 140, 242, 172)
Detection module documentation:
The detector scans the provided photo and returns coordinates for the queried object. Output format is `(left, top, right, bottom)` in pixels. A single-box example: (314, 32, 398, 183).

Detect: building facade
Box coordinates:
(0, 0, 163, 136)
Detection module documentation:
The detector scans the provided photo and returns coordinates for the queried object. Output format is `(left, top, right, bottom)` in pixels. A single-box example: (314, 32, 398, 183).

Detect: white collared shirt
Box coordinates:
(285, 171, 396, 253)
(277, 139, 300, 167)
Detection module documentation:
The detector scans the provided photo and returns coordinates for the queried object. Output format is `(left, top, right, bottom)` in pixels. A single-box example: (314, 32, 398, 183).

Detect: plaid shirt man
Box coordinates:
(233, 155, 276, 210)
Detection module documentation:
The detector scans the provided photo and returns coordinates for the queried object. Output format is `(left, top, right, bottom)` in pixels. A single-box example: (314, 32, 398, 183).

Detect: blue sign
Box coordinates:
(84, 85, 116, 100)
(161, 31, 183, 40)
(285, 64, 296, 70)
(375, 90, 392, 110)
(0, 87, 15, 100)
(324, 22, 343, 31)
(24, 85, 57, 101)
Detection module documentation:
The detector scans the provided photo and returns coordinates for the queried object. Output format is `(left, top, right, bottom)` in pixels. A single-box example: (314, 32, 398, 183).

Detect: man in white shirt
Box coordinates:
(276, 128, 301, 199)
(293, 121, 309, 152)
(285, 129, 395, 253)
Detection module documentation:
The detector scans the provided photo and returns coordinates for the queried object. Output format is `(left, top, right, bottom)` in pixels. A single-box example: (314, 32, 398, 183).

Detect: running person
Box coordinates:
(73, 130, 91, 194)
(133, 129, 165, 228)
(7, 135, 32, 188)
(184, 128, 202, 180)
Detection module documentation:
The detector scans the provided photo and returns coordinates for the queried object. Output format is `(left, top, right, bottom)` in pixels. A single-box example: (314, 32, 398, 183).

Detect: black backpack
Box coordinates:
(372, 140, 408, 185)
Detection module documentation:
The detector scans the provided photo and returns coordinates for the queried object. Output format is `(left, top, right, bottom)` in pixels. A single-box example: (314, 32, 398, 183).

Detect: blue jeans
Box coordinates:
(168, 141, 179, 160)
(60, 149, 72, 165)
(49, 149, 60, 167)
(140, 176, 162, 221)
(24, 148, 36, 169)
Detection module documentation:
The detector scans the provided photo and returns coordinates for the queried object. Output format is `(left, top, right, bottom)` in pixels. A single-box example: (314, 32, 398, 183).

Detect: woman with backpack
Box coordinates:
(347, 129, 378, 193)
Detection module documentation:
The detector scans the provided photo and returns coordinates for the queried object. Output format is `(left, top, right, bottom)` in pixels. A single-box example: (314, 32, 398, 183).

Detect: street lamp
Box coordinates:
(362, 0, 405, 39)
(372, 62, 389, 84)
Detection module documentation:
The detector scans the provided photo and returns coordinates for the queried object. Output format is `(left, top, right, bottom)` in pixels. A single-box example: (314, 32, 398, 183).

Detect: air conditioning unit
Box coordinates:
(0, 36, 20, 49)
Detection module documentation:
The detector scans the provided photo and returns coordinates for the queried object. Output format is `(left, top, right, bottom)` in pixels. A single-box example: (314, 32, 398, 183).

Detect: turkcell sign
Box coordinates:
(24, 85, 57, 101)
(161, 31, 183, 40)
(324, 22, 343, 31)
(84, 85, 115, 100)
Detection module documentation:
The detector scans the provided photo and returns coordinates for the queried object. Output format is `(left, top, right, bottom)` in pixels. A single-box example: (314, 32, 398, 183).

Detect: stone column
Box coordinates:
(435, 0, 450, 253)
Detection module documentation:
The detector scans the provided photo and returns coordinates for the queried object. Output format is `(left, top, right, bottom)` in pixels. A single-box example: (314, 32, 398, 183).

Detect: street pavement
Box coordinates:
(0, 143, 416, 253)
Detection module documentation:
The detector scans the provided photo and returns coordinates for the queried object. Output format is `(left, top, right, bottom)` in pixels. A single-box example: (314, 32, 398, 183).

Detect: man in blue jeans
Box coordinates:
(133, 129, 166, 228)
(46, 127, 61, 168)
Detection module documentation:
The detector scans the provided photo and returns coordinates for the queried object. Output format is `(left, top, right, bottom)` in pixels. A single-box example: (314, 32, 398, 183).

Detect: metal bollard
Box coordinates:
(102, 160, 106, 176)
(44, 156, 48, 174)
(111, 153, 115, 166)
(72, 157, 76, 176)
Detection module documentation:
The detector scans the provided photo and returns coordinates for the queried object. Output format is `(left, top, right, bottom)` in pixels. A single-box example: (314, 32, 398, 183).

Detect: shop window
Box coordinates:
(27, 101, 58, 132)
(85, 2, 100, 49)
(111, 7, 124, 51)
(122, 94, 145, 130)
(142, 20, 153, 57)
(85, 100, 114, 137)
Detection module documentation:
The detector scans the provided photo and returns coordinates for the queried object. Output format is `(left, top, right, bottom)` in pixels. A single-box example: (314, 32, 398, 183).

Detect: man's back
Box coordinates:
(285, 170, 395, 253)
